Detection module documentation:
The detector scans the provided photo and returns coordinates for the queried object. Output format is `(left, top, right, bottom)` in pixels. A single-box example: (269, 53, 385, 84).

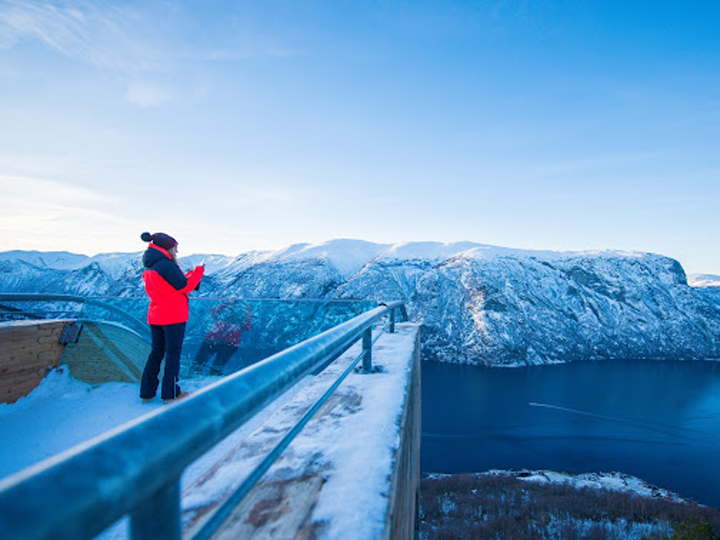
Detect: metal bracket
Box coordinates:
(59, 322, 83, 345)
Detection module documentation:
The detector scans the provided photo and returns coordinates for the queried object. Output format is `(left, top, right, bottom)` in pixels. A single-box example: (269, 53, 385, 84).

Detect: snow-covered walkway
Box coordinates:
(0, 368, 224, 479)
(0, 366, 313, 538)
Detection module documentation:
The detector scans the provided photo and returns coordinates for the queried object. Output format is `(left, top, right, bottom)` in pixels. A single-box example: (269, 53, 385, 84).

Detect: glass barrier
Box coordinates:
(0, 299, 83, 322)
(185, 299, 377, 376)
(0, 297, 377, 378)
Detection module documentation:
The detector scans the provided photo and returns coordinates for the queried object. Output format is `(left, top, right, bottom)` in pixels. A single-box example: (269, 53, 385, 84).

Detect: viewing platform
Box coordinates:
(0, 296, 421, 539)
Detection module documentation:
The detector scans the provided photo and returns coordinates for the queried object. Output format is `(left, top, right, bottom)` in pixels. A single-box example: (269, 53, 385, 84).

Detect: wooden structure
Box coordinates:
(60, 321, 147, 385)
(0, 319, 150, 404)
(0, 320, 71, 404)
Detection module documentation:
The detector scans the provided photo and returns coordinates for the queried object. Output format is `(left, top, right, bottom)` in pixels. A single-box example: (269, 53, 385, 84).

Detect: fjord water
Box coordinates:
(421, 359, 720, 507)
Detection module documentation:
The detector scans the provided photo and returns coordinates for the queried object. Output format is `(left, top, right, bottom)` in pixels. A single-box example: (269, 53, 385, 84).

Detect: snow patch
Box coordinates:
(0, 367, 225, 480)
(484, 469, 690, 503)
(270, 239, 389, 278)
(0, 367, 159, 478)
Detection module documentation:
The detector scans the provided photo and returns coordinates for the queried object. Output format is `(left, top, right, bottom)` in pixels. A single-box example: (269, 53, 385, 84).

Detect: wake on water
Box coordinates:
(422, 402, 714, 446)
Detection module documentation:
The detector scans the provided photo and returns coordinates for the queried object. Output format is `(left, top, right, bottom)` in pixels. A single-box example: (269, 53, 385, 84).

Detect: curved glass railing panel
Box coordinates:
(0, 296, 83, 321)
(184, 299, 376, 377)
(0, 295, 378, 378)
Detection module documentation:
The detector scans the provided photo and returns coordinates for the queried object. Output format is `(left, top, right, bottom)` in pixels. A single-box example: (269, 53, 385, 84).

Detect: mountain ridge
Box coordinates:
(2, 240, 719, 366)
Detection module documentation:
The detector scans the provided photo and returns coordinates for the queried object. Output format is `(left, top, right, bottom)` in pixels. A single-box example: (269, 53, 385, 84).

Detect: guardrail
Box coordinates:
(0, 294, 150, 341)
(0, 300, 407, 540)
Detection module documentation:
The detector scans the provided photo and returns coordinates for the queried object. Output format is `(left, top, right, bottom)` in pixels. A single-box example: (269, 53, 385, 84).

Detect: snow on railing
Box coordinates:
(0, 300, 406, 540)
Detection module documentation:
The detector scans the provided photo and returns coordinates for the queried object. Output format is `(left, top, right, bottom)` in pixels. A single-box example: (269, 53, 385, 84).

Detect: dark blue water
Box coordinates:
(421, 359, 720, 507)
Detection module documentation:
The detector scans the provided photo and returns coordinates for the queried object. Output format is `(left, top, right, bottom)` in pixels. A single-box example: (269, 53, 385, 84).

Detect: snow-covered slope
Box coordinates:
(2, 241, 719, 366)
(687, 274, 720, 318)
(0, 250, 90, 270)
(689, 273, 720, 288)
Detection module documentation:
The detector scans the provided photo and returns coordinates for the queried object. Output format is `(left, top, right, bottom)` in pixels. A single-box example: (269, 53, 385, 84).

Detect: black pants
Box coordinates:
(140, 322, 186, 400)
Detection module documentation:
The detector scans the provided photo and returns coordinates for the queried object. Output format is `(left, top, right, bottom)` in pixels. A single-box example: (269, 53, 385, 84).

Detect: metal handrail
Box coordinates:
(0, 300, 406, 540)
(192, 321, 388, 540)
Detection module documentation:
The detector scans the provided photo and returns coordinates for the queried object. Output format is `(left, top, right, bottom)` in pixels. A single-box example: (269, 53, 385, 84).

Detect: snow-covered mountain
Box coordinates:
(688, 273, 720, 287)
(2, 240, 719, 366)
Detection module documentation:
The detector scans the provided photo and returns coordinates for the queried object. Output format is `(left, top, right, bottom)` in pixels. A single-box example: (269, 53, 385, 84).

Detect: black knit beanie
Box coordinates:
(141, 231, 178, 250)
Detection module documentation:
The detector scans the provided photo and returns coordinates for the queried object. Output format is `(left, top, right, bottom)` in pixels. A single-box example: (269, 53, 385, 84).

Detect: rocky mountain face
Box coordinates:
(1, 241, 719, 366)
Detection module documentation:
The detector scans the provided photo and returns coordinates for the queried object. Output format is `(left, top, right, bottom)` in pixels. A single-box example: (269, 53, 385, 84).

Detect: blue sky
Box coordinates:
(1, 1, 719, 274)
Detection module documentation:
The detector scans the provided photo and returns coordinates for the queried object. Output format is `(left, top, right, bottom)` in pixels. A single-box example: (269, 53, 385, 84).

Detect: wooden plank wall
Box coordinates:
(61, 321, 148, 385)
(0, 320, 70, 404)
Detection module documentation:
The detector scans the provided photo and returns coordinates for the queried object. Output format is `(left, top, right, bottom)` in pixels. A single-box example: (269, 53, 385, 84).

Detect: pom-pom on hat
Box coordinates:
(141, 232, 178, 250)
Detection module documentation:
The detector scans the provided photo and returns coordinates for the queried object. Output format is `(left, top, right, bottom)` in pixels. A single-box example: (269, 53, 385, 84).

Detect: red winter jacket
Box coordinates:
(203, 302, 253, 346)
(142, 244, 204, 325)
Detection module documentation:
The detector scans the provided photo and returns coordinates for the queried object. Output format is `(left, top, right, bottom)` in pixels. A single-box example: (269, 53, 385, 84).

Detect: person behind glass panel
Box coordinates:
(192, 301, 252, 375)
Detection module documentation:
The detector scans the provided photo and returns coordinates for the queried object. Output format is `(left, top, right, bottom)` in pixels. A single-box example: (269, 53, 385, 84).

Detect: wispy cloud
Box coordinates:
(0, 1, 301, 108)
(0, 0, 179, 109)
(1, 175, 109, 204)
(1, 1, 305, 67)
(0, 0, 155, 73)
(0, 175, 134, 253)
(202, 45, 305, 62)
(126, 82, 175, 108)
(0, 1, 82, 52)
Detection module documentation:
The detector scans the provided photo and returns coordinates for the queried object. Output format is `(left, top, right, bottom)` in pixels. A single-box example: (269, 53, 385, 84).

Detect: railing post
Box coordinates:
(130, 478, 181, 540)
(362, 327, 372, 372)
(389, 308, 396, 333)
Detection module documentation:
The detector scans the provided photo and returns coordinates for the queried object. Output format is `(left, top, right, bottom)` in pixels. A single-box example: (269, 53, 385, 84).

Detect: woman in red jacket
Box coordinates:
(139, 231, 204, 402)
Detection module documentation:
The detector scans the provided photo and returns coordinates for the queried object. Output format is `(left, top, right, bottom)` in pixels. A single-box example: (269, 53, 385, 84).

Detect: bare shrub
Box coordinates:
(418, 473, 720, 540)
